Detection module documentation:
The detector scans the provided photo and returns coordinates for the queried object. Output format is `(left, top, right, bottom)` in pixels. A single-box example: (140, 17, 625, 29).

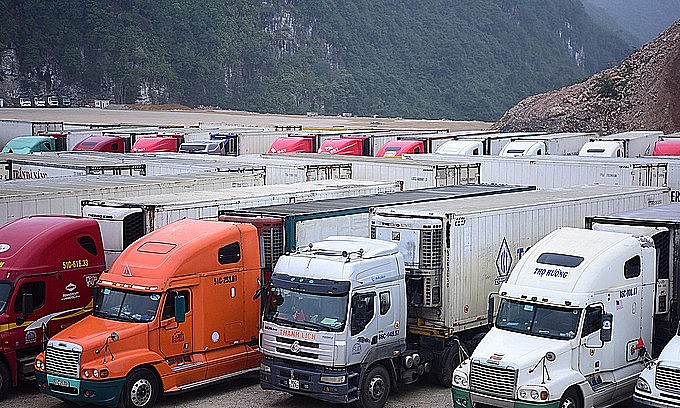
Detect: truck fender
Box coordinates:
(360, 359, 399, 392)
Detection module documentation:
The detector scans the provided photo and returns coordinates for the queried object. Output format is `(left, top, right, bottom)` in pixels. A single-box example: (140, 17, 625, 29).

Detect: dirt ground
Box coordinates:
(0, 107, 490, 132)
(4, 374, 453, 408)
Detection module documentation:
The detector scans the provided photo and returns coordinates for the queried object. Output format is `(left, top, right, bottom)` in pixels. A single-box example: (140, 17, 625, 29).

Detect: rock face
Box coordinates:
(494, 20, 680, 134)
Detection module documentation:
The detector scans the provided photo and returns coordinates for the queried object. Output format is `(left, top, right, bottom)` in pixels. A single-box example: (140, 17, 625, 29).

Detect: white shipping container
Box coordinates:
(82, 179, 402, 266)
(259, 153, 481, 189)
(406, 153, 668, 190)
(0, 170, 265, 225)
(370, 185, 669, 337)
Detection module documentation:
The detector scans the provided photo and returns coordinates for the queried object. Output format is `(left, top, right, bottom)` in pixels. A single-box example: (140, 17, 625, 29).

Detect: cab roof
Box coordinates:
(2, 136, 52, 153)
(0, 215, 103, 275)
(73, 135, 121, 150)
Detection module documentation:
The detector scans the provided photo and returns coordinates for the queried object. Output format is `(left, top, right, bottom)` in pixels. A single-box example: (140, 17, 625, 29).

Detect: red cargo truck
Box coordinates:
(0, 216, 105, 399)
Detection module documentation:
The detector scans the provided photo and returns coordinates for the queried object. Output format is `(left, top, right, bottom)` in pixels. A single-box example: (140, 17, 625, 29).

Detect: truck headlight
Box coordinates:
(636, 378, 651, 393)
(320, 375, 346, 384)
(34, 356, 45, 371)
(453, 373, 468, 387)
(260, 362, 271, 373)
(517, 386, 549, 401)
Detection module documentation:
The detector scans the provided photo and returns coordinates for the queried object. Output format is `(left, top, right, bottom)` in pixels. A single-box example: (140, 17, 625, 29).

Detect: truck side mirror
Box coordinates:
(600, 313, 613, 343)
(22, 293, 34, 316)
(174, 295, 186, 323)
(487, 293, 498, 326)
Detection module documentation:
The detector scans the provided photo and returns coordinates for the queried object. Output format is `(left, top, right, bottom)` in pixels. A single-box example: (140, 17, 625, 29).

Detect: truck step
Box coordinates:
(17, 356, 36, 375)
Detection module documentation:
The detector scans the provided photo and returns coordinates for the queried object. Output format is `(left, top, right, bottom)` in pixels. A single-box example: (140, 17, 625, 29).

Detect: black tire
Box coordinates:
(0, 361, 10, 401)
(435, 346, 461, 387)
(357, 365, 391, 408)
(119, 368, 159, 408)
(559, 387, 582, 408)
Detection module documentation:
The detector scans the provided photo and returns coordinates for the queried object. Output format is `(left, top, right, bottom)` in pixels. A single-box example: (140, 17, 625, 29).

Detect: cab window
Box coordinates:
(350, 292, 375, 335)
(162, 290, 190, 320)
(218, 242, 241, 264)
(379, 291, 391, 315)
(624, 256, 641, 279)
(582, 305, 603, 337)
(13, 281, 46, 312)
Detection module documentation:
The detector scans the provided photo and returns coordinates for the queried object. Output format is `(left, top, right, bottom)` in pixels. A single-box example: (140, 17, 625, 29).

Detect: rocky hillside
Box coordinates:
(494, 20, 680, 134)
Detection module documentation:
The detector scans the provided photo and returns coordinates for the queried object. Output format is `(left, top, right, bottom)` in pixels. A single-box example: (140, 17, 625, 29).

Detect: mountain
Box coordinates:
(582, 0, 680, 46)
(494, 21, 680, 134)
(0, 0, 633, 121)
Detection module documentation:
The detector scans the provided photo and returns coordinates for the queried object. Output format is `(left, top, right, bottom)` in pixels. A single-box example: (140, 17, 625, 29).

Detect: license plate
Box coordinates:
(53, 378, 70, 387)
(289, 379, 300, 390)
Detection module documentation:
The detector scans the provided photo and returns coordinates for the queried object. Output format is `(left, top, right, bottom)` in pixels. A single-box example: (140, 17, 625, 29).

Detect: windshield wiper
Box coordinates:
(296, 320, 334, 332)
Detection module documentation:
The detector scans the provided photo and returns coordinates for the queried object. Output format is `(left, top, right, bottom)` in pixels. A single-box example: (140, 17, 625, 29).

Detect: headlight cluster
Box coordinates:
(34, 358, 45, 371)
(453, 373, 468, 387)
(635, 378, 651, 393)
(260, 362, 271, 373)
(517, 386, 549, 401)
(320, 375, 346, 384)
(82, 368, 109, 379)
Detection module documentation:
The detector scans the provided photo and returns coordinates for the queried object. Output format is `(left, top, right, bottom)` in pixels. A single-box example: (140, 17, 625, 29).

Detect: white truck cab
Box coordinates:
(453, 227, 658, 408)
(260, 236, 408, 408)
(579, 140, 624, 158)
(499, 140, 545, 156)
(635, 327, 680, 407)
(435, 140, 483, 155)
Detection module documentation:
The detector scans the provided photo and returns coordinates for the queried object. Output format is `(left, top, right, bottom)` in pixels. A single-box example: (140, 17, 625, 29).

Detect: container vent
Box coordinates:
(123, 212, 144, 248)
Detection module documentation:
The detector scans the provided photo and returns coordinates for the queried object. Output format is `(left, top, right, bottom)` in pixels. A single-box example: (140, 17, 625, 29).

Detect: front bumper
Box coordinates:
(633, 390, 680, 408)
(36, 371, 125, 407)
(260, 357, 357, 404)
(452, 387, 559, 408)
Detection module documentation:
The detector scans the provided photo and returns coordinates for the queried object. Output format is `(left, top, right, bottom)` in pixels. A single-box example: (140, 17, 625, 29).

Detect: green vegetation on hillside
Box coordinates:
(0, 0, 632, 120)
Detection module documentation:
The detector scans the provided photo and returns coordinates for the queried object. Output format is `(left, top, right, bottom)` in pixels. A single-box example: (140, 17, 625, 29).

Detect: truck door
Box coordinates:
(376, 286, 401, 345)
(159, 289, 194, 358)
(8, 279, 46, 349)
(348, 292, 377, 366)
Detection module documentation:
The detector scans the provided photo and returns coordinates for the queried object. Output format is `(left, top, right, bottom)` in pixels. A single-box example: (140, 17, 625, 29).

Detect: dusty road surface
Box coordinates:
(0, 107, 490, 132)
(5, 374, 453, 408)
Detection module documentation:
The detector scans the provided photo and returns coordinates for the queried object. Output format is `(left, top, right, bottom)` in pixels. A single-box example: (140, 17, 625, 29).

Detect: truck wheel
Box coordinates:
(119, 368, 159, 408)
(436, 347, 460, 387)
(559, 388, 582, 408)
(0, 361, 9, 401)
(357, 365, 391, 408)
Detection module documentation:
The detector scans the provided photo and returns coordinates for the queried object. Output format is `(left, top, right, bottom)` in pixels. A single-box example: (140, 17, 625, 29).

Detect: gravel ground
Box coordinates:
(4, 375, 453, 408)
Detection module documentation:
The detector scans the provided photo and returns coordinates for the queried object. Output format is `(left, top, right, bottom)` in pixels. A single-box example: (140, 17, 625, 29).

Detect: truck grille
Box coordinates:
(470, 360, 517, 399)
(45, 343, 81, 378)
(656, 365, 680, 394)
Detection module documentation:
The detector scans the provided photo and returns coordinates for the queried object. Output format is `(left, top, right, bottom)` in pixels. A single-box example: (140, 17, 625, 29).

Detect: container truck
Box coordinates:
(1, 133, 68, 154)
(653, 140, 680, 156)
(81, 179, 403, 267)
(211, 131, 285, 156)
(0, 120, 63, 151)
(178, 140, 227, 155)
(130, 133, 185, 153)
(579, 131, 662, 158)
(35, 219, 263, 408)
(220, 184, 534, 256)
(268, 133, 343, 154)
(0, 170, 266, 226)
(47, 96, 60, 107)
(436, 132, 545, 156)
(260, 153, 481, 190)
(452, 222, 675, 408)
(258, 185, 668, 408)
(376, 131, 492, 158)
(73, 136, 127, 153)
(499, 133, 594, 157)
(0, 215, 106, 400)
(318, 134, 396, 156)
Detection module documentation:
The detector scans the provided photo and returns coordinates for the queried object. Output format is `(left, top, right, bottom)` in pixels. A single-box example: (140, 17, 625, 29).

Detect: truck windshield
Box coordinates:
(496, 299, 581, 340)
(94, 287, 160, 323)
(264, 287, 348, 332)
(0, 282, 11, 314)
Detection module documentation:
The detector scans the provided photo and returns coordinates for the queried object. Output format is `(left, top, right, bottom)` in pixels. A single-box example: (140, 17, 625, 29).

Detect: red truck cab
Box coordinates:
(653, 140, 680, 156)
(0, 216, 105, 399)
(269, 136, 315, 153)
(73, 136, 126, 153)
(318, 138, 362, 155)
(130, 134, 185, 153)
(376, 140, 425, 157)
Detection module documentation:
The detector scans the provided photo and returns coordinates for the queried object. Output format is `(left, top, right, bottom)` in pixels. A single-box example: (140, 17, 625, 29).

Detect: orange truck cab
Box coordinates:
(35, 219, 262, 408)
(0, 216, 104, 399)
